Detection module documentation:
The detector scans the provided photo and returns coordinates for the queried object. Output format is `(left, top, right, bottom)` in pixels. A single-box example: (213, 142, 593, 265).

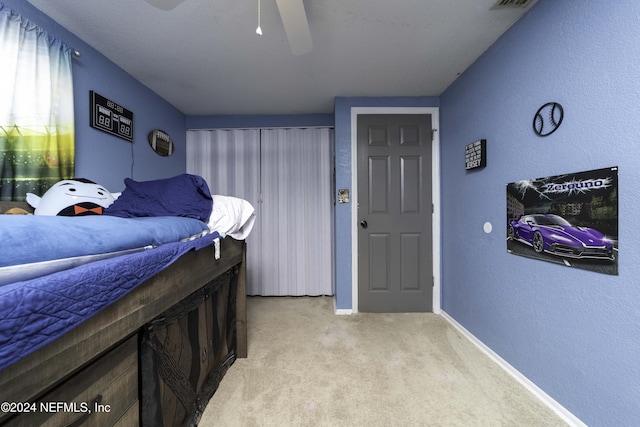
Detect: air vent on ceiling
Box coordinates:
(490, 0, 534, 9)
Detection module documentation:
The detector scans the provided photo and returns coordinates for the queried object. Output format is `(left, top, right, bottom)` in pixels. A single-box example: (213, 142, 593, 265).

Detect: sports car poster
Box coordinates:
(506, 167, 618, 275)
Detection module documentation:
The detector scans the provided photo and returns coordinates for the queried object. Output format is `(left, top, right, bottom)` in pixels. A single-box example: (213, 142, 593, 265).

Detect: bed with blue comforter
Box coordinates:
(0, 174, 253, 426)
(0, 215, 220, 370)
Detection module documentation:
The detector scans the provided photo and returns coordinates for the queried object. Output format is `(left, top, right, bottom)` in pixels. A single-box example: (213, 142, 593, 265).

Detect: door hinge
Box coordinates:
(432, 276, 435, 287)
(431, 129, 437, 142)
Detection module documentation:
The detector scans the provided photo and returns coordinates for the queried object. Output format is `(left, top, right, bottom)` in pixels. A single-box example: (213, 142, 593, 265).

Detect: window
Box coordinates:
(0, 4, 75, 201)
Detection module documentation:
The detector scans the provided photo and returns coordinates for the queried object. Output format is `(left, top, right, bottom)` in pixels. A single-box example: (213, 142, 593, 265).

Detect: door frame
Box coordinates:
(350, 107, 441, 314)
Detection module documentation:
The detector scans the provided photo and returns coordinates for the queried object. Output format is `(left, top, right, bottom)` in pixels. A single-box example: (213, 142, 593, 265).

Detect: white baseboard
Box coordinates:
(333, 296, 353, 315)
(440, 311, 586, 427)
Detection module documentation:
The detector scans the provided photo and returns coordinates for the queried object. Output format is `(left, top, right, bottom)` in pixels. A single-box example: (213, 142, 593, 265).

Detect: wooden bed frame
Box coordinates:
(0, 202, 247, 426)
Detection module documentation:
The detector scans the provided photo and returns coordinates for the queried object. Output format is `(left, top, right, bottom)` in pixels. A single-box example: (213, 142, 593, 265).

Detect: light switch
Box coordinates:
(338, 189, 350, 203)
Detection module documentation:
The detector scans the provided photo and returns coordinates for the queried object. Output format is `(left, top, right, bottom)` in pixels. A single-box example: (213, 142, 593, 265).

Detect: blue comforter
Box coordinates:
(0, 215, 212, 285)
(0, 214, 221, 370)
(0, 232, 220, 371)
(0, 215, 210, 267)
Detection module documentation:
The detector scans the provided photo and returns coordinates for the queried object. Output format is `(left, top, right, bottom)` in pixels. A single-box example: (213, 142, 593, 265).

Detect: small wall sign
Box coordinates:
(465, 139, 486, 170)
(89, 91, 134, 142)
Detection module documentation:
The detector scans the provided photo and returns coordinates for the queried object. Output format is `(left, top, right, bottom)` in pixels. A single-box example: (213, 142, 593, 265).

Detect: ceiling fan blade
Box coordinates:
(275, 0, 313, 55)
(145, 0, 187, 11)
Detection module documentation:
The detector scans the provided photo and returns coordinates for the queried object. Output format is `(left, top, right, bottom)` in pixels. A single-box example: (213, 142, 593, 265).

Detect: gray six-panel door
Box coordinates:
(357, 114, 433, 312)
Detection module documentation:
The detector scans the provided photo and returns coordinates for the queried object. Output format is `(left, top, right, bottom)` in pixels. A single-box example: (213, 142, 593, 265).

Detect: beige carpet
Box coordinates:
(200, 296, 567, 427)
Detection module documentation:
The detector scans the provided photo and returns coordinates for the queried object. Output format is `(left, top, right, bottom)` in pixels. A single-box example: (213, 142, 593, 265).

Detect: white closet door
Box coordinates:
(187, 129, 263, 294)
(187, 127, 333, 296)
(186, 129, 260, 200)
(260, 128, 334, 296)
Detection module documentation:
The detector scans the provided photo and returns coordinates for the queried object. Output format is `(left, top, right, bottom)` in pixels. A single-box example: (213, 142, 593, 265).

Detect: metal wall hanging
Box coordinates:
(533, 102, 563, 137)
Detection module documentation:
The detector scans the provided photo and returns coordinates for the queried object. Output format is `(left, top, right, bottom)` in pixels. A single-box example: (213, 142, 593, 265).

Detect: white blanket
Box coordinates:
(208, 195, 256, 240)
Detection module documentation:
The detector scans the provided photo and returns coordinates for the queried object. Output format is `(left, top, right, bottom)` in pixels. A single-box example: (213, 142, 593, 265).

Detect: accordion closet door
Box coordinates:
(187, 127, 334, 296)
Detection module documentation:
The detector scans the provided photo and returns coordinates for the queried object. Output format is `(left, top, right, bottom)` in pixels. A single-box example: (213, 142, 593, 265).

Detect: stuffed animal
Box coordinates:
(4, 207, 31, 215)
(26, 178, 116, 216)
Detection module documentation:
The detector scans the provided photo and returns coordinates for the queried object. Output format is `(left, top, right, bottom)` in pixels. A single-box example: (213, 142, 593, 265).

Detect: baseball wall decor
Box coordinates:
(533, 102, 563, 136)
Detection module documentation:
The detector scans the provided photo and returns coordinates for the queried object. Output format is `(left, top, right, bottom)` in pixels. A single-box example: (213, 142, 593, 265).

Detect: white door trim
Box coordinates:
(350, 107, 441, 314)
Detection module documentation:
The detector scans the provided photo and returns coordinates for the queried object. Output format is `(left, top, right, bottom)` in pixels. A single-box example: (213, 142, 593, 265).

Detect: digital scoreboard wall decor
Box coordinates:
(465, 139, 486, 170)
(89, 91, 134, 142)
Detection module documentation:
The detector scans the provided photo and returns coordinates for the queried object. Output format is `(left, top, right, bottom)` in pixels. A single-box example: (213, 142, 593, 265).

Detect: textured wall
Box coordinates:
(186, 114, 334, 130)
(439, 0, 640, 425)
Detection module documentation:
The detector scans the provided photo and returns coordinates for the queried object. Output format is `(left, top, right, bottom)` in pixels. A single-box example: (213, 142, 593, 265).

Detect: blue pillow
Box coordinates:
(104, 174, 213, 222)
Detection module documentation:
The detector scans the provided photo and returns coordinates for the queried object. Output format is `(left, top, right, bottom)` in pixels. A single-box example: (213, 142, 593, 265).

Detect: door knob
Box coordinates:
(360, 220, 368, 229)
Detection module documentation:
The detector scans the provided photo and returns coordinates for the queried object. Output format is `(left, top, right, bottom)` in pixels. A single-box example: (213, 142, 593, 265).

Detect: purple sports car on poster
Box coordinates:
(507, 167, 618, 275)
(508, 213, 614, 260)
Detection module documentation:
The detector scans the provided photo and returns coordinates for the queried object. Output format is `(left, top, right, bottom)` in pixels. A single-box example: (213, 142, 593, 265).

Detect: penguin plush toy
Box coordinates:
(26, 178, 116, 216)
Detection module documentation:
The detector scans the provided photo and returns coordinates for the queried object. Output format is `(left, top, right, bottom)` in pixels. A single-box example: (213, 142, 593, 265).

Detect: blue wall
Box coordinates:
(333, 97, 439, 310)
(439, 1, 640, 425)
(2, 0, 187, 193)
(7, 0, 640, 423)
(186, 114, 333, 130)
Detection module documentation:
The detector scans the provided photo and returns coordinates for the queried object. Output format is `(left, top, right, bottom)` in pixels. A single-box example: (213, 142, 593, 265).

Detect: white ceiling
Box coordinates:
(25, 0, 536, 116)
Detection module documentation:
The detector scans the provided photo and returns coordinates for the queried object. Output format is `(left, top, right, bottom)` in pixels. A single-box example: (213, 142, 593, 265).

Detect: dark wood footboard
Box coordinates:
(0, 236, 247, 426)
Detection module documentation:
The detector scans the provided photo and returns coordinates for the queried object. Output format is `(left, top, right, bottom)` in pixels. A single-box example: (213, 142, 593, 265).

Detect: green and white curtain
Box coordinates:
(0, 3, 75, 201)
